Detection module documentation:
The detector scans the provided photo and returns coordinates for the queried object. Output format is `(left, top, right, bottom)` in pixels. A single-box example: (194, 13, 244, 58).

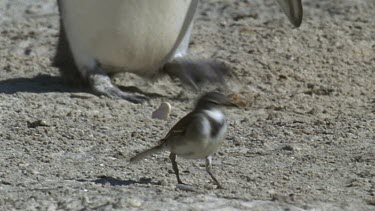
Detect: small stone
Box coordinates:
(175, 184, 199, 192)
(307, 108, 317, 115)
(29, 169, 39, 175)
(27, 120, 51, 128)
(127, 198, 143, 208)
(0, 180, 12, 185)
(18, 162, 29, 167)
(70, 93, 95, 99)
(158, 179, 169, 186)
(167, 169, 174, 174)
(152, 102, 171, 120)
(281, 145, 294, 151)
(228, 91, 257, 108)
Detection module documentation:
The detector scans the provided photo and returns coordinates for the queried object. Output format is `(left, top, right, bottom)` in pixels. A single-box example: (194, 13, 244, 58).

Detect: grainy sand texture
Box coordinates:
(0, 0, 374, 210)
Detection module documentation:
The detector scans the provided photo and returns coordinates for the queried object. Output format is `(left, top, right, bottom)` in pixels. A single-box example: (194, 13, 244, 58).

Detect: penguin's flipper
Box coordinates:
(276, 0, 303, 27)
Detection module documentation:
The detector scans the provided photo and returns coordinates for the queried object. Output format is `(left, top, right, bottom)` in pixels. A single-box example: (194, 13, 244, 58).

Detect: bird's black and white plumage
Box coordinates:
(130, 91, 237, 188)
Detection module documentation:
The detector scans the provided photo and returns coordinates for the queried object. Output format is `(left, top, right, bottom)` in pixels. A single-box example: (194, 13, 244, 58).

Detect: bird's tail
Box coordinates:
(129, 142, 166, 163)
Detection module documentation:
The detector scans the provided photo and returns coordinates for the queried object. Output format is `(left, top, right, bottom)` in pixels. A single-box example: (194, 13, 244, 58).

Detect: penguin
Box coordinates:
(54, 0, 303, 103)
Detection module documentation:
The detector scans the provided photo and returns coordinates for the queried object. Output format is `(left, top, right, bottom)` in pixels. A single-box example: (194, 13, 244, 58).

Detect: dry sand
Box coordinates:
(0, 0, 374, 210)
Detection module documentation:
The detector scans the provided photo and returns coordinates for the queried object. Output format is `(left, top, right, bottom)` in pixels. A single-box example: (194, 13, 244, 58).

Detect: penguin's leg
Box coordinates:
(163, 1, 303, 90)
(159, 0, 229, 90)
(163, 58, 230, 91)
(163, 23, 230, 90)
(86, 62, 149, 103)
(53, 0, 83, 88)
(55, 34, 148, 103)
(54, 13, 148, 103)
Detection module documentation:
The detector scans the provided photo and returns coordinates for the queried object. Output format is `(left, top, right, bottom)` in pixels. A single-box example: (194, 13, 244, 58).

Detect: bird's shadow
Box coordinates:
(76, 176, 157, 186)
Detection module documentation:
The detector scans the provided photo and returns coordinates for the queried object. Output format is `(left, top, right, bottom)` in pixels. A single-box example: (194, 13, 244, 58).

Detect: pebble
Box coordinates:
(176, 184, 199, 192)
(127, 198, 143, 208)
(70, 93, 95, 99)
(18, 162, 29, 167)
(228, 91, 256, 108)
(158, 179, 169, 186)
(27, 120, 51, 128)
(152, 102, 171, 120)
(281, 145, 294, 151)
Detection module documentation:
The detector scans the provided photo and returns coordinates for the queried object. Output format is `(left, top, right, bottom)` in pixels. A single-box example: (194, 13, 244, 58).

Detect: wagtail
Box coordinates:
(130, 91, 238, 188)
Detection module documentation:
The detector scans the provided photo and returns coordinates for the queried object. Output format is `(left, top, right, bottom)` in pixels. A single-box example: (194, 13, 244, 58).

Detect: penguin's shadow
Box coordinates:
(0, 74, 77, 94)
(0, 74, 165, 99)
(117, 85, 165, 99)
(77, 176, 157, 186)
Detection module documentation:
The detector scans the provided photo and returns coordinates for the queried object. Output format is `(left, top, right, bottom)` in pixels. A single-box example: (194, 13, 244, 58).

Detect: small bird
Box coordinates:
(130, 91, 238, 188)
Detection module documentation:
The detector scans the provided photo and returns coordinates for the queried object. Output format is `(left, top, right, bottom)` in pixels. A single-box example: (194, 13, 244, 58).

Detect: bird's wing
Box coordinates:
(163, 111, 201, 140)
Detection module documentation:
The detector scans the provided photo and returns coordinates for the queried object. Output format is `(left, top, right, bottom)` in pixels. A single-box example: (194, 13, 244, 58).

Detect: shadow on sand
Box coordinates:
(0, 74, 168, 99)
(0, 74, 78, 94)
(77, 176, 157, 186)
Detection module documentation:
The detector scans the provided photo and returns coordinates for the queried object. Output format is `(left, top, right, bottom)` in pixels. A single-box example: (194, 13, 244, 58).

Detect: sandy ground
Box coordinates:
(1, 0, 374, 210)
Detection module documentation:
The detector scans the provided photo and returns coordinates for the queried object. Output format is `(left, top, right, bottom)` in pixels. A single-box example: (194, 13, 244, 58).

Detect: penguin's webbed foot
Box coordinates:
(87, 66, 149, 103)
(163, 58, 231, 91)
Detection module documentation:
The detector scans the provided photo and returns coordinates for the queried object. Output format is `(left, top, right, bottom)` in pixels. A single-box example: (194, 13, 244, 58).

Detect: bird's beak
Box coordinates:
(228, 102, 240, 108)
(276, 0, 303, 27)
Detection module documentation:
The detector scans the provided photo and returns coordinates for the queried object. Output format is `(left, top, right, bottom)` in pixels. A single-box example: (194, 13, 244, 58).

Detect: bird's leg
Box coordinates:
(205, 156, 223, 189)
(169, 153, 184, 184)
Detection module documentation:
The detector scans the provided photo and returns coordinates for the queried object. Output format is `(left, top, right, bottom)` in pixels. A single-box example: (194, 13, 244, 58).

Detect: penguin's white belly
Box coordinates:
(61, 0, 192, 76)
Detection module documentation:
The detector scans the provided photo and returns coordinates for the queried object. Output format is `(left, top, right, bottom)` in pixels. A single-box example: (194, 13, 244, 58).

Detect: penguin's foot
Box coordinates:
(87, 66, 149, 103)
(163, 58, 231, 91)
